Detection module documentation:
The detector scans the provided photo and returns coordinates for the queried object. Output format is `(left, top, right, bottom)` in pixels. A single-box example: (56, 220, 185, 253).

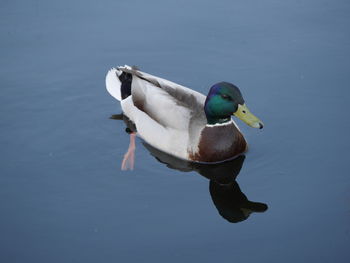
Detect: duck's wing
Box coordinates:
(118, 66, 207, 130)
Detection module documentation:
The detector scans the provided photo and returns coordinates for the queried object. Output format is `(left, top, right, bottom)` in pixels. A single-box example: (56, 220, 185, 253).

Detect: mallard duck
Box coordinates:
(106, 65, 263, 165)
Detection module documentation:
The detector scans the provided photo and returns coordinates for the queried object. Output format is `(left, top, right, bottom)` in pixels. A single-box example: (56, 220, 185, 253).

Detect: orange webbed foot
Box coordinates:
(121, 132, 136, 170)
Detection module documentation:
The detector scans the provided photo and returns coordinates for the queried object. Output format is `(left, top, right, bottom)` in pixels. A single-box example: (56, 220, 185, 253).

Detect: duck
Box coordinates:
(105, 65, 263, 167)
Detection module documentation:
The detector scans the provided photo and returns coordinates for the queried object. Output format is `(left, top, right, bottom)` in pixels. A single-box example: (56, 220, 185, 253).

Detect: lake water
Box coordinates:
(1, 0, 349, 262)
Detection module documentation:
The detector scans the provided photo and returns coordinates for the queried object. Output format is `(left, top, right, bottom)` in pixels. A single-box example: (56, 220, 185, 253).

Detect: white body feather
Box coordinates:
(105, 66, 206, 160)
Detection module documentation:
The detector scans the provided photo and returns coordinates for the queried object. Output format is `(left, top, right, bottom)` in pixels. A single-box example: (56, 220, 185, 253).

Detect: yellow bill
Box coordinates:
(233, 104, 264, 129)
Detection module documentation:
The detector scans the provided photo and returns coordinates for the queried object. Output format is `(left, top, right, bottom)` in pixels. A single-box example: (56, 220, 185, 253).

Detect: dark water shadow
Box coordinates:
(112, 114, 268, 223)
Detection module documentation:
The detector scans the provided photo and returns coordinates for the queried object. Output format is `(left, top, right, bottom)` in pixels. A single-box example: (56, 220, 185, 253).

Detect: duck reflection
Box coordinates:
(112, 114, 268, 223)
(143, 143, 268, 223)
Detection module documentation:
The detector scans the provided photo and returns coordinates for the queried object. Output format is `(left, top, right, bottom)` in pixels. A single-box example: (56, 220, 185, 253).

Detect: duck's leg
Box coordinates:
(121, 132, 136, 170)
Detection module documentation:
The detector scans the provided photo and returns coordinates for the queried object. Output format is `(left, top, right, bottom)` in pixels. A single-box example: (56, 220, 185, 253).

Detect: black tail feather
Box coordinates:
(118, 72, 132, 99)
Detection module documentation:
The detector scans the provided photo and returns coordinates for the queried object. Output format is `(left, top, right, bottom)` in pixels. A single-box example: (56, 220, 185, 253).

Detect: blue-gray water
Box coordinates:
(1, 0, 349, 262)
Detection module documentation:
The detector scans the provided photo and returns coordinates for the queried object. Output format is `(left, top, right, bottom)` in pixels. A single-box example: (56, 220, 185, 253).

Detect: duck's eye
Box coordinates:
(242, 110, 246, 114)
(221, 94, 231, 100)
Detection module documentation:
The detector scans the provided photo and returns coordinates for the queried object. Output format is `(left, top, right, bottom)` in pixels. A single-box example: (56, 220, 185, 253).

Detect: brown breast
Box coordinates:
(189, 123, 247, 163)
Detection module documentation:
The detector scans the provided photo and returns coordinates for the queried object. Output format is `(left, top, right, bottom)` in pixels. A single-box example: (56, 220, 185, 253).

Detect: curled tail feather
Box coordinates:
(106, 67, 133, 101)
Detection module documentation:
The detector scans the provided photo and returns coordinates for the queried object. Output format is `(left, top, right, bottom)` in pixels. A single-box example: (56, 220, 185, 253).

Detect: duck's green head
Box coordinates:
(204, 82, 264, 128)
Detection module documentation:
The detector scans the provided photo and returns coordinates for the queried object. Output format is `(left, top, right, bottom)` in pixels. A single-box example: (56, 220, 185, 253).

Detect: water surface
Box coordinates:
(0, 0, 349, 262)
